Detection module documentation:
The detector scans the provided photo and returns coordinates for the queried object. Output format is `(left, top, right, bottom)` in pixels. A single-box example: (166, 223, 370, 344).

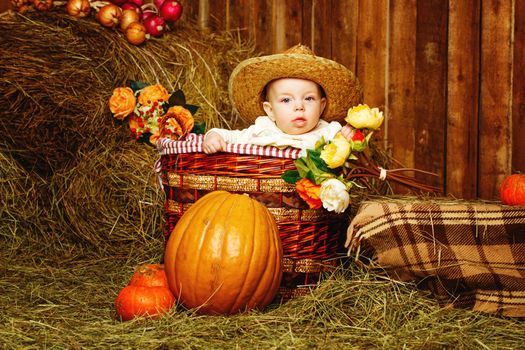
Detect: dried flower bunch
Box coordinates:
(283, 104, 439, 213)
(109, 81, 200, 146)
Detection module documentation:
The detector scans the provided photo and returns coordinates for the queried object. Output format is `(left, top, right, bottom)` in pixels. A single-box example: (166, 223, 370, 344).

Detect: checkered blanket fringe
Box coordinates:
(345, 199, 525, 317)
(157, 134, 301, 159)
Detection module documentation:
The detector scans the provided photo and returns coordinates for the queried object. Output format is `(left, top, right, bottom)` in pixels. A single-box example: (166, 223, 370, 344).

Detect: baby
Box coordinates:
(203, 44, 363, 154)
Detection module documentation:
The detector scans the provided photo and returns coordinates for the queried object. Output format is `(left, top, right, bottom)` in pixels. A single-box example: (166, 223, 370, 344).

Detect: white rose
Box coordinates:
(319, 179, 350, 213)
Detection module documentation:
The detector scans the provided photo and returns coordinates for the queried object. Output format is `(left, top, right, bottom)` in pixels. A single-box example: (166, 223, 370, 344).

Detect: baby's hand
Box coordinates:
(203, 131, 227, 154)
(341, 124, 356, 141)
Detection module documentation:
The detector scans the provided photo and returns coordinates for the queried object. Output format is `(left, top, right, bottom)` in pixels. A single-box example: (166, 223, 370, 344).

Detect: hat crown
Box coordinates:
(283, 44, 315, 56)
(229, 44, 363, 125)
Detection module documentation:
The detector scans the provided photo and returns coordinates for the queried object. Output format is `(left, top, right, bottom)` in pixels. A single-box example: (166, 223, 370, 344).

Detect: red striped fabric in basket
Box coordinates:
(157, 134, 302, 159)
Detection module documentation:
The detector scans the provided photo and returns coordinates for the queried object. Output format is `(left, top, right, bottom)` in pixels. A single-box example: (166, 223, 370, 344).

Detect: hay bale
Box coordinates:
(55, 140, 164, 254)
(0, 147, 40, 244)
(0, 144, 67, 253)
(0, 11, 254, 176)
(0, 10, 256, 254)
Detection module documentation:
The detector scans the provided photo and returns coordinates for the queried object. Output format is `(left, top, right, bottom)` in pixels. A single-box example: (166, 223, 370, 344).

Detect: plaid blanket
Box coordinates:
(345, 199, 525, 317)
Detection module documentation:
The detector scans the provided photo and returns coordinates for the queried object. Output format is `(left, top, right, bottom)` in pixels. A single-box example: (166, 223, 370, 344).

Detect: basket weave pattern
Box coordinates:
(159, 150, 348, 299)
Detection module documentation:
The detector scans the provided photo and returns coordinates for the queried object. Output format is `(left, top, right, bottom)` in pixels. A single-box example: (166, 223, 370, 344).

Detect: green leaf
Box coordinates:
(314, 136, 327, 151)
(308, 150, 331, 173)
(184, 104, 199, 115)
(282, 170, 301, 184)
(162, 102, 170, 114)
(129, 80, 148, 92)
(305, 170, 316, 183)
(191, 122, 206, 135)
(137, 132, 155, 147)
(168, 90, 186, 106)
(294, 158, 311, 178)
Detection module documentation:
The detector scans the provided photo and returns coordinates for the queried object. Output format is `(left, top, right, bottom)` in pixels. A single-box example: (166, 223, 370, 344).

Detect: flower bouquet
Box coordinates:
(282, 104, 440, 213)
(108, 81, 202, 146)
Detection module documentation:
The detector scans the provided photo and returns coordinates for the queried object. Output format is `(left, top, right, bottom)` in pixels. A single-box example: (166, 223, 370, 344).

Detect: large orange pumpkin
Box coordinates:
(115, 264, 175, 321)
(500, 174, 525, 206)
(164, 191, 283, 315)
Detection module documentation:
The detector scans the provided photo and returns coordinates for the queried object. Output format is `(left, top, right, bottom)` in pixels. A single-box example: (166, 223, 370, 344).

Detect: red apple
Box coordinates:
(153, 0, 165, 10)
(142, 9, 155, 21)
(127, 0, 143, 6)
(143, 14, 166, 37)
(159, 0, 182, 22)
(121, 2, 141, 15)
(110, 0, 127, 6)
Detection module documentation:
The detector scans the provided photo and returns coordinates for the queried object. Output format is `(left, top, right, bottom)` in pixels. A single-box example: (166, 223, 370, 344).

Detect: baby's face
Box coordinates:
(263, 78, 326, 135)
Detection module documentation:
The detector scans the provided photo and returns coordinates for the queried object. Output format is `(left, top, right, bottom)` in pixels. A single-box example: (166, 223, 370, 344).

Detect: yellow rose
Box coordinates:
(320, 133, 351, 168)
(345, 104, 384, 130)
(138, 84, 169, 106)
(109, 87, 136, 120)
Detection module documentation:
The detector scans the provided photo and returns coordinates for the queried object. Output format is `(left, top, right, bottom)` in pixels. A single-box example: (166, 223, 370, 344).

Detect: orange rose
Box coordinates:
(162, 106, 194, 138)
(149, 133, 160, 145)
(138, 84, 169, 106)
(166, 118, 182, 136)
(296, 178, 322, 209)
(109, 87, 136, 120)
(128, 114, 140, 131)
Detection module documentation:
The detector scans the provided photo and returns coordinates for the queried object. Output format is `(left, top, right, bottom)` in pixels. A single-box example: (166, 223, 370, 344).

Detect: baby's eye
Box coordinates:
(305, 96, 315, 101)
(280, 98, 291, 103)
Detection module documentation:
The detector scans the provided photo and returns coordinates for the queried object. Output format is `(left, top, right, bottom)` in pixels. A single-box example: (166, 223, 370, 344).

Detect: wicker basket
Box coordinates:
(156, 135, 348, 300)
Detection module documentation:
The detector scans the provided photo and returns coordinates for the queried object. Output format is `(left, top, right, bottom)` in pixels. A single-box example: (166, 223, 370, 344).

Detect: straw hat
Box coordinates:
(228, 44, 363, 124)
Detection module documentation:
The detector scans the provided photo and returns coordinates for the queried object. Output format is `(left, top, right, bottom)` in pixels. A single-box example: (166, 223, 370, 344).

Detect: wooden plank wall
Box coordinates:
(0, 0, 10, 12)
(0, 0, 522, 200)
(190, 0, 524, 200)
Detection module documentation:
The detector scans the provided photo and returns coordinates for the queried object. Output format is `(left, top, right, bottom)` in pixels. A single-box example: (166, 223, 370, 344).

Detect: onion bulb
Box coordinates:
(96, 4, 122, 28)
(119, 9, 140, 32)
(32, 0, 53, 11)
(125, 22, 147, 45)
(65, 0, 90, 18)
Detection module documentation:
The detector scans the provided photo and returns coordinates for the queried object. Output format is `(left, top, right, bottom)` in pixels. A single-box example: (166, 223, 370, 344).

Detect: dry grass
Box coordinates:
(1, 247, 524, 350)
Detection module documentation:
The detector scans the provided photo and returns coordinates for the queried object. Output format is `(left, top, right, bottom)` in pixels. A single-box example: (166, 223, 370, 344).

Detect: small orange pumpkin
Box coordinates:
(129, 264, 170, 288)
(500, 174, 525, 206)
(115, 264, 175, 321)
(164, 191, 283, 315)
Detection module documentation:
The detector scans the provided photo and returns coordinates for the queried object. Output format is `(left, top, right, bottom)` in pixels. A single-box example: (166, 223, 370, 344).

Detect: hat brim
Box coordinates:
(229, 52, 363, 124)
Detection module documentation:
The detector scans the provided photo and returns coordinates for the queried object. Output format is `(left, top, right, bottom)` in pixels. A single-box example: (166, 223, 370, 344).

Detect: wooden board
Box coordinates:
(513, 0, 525, 173)
(331, 0, 359, 73)
(355, 0, 387, 142)
(386, 0, 417, 185)
(207, 0, 228, 31)
(478, 0, 513, 199)
(302, 0, 332, 58)
(253, 0, 274, 54)
(413, 0, 447, 189)
(0, 0, 11, 12)
(446, 0, 480, 199)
